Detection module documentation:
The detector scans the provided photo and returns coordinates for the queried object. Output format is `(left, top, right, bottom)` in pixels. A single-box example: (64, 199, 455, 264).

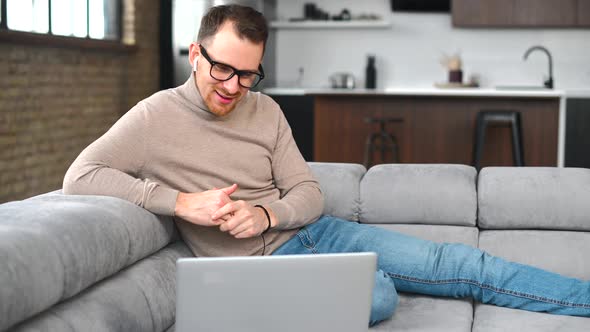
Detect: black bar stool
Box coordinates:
(472, 111, 524, 171)
(364, 117, 403, 168)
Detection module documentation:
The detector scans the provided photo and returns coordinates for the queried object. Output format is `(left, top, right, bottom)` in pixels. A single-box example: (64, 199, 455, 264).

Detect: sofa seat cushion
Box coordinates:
(0, 192, 177, 331)
(478, 230, 590, 280)
(365, 225, 478, 331)
(371, 294, 473, 332)
(476, 230, 590, 330)
(360, 164, 477, 226)
(11, 241, 192, 332)
(164, 297, 474, 332)
(376, 224, 479, 247)
(473, 304, 590, 332)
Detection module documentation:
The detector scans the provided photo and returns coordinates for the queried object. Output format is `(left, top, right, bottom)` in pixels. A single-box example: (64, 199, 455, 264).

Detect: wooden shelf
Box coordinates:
(269, 20, 392, 29)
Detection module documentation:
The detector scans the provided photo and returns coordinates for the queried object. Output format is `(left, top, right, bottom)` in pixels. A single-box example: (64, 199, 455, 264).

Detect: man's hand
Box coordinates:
(174, 184, 238, 226)
(212, 201, 277, 239)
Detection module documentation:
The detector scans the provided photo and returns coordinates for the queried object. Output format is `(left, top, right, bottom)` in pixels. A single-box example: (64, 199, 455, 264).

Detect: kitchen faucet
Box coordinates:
(523, 45, 553, 89)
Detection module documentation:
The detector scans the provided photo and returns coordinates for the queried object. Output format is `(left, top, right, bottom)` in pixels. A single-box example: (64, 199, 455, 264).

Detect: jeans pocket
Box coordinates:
(296, 228, 318, 254)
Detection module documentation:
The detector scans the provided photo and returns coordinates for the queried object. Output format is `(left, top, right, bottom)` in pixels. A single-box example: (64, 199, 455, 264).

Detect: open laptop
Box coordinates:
(175, 252, 377, 332)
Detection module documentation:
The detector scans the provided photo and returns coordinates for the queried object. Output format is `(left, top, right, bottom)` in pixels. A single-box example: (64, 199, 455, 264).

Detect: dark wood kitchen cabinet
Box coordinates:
(452, 0, 514, 26)
(452, 0, 588, 28)
(512, 0, 576, 26)
(314, 96, 411, 165)
(314, 95, 559, 167)
(578, 0, 590, 27)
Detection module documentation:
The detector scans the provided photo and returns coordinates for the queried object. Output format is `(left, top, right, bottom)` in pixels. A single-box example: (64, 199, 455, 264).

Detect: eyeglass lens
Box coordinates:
(210, 63, 261, 88)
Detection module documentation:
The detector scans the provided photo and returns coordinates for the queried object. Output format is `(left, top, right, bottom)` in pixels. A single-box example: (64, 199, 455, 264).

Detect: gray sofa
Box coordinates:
(1, 163, 589, 331)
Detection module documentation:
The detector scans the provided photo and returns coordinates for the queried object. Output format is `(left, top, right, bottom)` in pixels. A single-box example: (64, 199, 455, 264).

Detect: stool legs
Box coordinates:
(364, 118, 402, 168)
(511, 113, 524, 167)
(472, 111, 525, 171)
(364, 133, 398, 168)
(363, 134, 374, 168)
(473, 114, 487, 171)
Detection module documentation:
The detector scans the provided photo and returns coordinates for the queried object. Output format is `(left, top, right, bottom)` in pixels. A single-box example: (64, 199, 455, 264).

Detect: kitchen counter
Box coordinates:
(265, 87, 590, 168)
(565, 89, 590, 98)
(263, 87, 565, 98)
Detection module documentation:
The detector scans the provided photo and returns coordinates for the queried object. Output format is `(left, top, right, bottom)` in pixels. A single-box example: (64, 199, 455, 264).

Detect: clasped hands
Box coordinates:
(174, 184, 273, 239)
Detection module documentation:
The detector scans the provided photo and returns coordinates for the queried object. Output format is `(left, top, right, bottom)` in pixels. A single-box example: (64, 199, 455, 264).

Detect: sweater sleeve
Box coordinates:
(267, 109, 324, 230)
(62, 103, 179, 215)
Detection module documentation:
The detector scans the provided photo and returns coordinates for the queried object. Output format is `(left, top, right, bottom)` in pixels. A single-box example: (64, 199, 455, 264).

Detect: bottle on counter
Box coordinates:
(365, 55, 376, 89)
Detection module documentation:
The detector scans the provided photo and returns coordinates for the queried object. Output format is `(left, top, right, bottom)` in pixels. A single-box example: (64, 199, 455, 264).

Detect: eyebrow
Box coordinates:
(218, 59, 261, 74)
(201, 45, 261, 73)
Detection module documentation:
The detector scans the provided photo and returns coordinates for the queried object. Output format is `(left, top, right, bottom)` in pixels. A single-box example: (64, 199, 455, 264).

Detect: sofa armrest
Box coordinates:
(0, 192, 177, 331)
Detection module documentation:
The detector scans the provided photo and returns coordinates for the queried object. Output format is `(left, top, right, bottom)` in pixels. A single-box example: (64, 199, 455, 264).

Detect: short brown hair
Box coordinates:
(197, 5, 268, 52)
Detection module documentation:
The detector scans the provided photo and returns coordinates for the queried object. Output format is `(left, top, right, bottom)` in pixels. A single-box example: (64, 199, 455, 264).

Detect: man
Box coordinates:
(64, 4, 589, 326)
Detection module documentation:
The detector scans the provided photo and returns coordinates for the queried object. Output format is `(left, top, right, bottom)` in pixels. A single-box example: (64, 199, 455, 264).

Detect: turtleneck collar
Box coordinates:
(177, 73, 210, 114)
(176, 73, 251, 120)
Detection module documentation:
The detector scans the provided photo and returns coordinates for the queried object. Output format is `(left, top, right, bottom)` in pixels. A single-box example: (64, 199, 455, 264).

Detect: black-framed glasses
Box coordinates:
(199, 44, 265, 89)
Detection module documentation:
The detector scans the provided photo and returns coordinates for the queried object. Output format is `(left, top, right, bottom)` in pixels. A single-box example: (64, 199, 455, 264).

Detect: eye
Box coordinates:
(240, 72, 257, 80)
(214, 63, 234, 74)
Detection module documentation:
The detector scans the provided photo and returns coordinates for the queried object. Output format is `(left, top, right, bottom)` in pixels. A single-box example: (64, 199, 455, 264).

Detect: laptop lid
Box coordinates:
(175, 252, 377, 332)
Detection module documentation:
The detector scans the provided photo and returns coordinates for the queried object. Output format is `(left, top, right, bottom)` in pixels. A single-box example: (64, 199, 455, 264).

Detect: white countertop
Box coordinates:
(264, 87, 590, 98)
(564, 89, 590, 98)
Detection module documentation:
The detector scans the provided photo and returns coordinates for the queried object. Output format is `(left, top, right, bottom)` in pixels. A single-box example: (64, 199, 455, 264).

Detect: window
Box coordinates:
(0, 0, 121, 41)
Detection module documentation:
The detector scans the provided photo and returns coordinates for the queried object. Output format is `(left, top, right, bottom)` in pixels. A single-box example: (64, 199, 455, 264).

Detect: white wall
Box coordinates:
(274, 0, 590, 89)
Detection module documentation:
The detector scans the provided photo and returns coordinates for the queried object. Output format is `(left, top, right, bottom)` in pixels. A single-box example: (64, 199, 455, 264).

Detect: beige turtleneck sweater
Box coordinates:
(63, 75, 324, 257)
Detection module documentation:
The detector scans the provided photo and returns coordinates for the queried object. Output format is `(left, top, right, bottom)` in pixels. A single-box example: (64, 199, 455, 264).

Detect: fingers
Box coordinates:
(215, 201, 265, 238)
(221, 218, 259, 238)
(232, 223, 259, 239)
(211, 201, 239, 220)
(219, 183, 238, 196)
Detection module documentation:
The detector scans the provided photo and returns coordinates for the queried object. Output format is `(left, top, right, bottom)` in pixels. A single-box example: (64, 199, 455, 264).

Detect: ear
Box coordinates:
(188, 42, 201, 72)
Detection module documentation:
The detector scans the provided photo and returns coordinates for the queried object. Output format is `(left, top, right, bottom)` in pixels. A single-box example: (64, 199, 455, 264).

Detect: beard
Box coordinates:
(203, 85, 244, 117)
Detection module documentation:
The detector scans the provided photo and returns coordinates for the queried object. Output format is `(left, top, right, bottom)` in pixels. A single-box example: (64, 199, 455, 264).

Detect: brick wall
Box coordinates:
(0, 0, 160, 203)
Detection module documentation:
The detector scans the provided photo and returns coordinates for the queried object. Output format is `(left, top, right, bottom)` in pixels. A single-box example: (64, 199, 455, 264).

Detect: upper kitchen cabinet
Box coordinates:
(578, 0, 590, 27)
(269, 20, 392, 29)
(512, 0, 576, 26)
(452, 0, 588, 28)
(452, 0, 514, 26)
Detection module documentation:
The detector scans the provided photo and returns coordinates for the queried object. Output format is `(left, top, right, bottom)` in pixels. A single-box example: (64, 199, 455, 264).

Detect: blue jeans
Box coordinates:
(272, 216, 590, 326)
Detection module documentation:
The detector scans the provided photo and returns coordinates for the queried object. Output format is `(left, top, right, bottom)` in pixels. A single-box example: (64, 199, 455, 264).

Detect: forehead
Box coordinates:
(203, 22, 263, 71)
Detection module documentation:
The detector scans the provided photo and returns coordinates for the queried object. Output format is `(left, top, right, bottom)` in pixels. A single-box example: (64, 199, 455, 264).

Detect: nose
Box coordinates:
(222, 74, 241, 94)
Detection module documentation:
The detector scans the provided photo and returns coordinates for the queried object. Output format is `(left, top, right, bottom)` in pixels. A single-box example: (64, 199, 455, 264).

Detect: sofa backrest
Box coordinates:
(309, 163, 477, 227)
(308, 162, 366, 221)
(478, 167, 590, 231)
(0, 191, 177, 331)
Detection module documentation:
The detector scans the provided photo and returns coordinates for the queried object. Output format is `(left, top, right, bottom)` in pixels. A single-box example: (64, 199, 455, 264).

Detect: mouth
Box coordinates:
(215, 90, 236, 105)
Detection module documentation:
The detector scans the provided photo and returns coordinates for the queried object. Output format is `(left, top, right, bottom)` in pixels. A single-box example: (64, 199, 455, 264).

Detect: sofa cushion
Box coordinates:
(308, 162, 366, 221)
(473, 304, 590, 332)
(372, 294, 473, 332)
(368, 224, 477, 331)
(478, 167, 590, 230)
(478, 230, 590, 280)
(477, 229, 590, 328)
(374, 224, 478, 248)
(167, 294, 474, 332)
(11, 241, 192, 332)
(360, 164, 477, 226)
(0, 193, 177, 331)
